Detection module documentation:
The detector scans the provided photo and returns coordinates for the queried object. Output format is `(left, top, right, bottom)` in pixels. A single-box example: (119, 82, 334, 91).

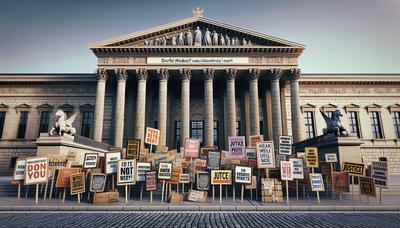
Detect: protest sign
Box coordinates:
(228, 136, 246, 158)
(146, 171, 157, 191)
(280, 161, 294, 181)
(200, 146, 217, 159)
(70, 172, 85, 195)
(305, 147, 319, 168)
(90, 173, 107, 192)
(256, 141, 275, 168)
(145, 127, 160, 145)
(245, 176, 257, 189)
(197, 172, 210, 190)
(139, 149, 149, 161)
(83, 153, 98, 169)
(278, 135, 292, 155)
(179, 173, 190, 184)
(249, 135, 263, 147)
(56, 168, 80, 188)
(359, 177, 376, 197)
(371, 161, 388, 188)
(184, 138, 200, 158)
(234, 166, 252, 184)
(194, 159, 207, 173)
(325, 153, 338, 163)
(188, 189, 208, 202)
(276, 154, 286, 168)
(211, 170, 232, 185)
(136, 162, 151, 182)
(158, 162, 172, 180)
(309, 173, 325, 191)
(105, 152, 121, 174)
(332, 172, 350, 192)
(245, 147, 257, 159)
(67, 150, 76, 160)
(117, 159, 136, 185)
(206, 151, 221, 170)
(25, 157, 48, 185)
(289, 158, 304, 179)
(13, 158, 26, 181)
(342, 161, 365, 176)
(126, 139, 141, 159)
(48, 156, 68, 170)
(320, 162, 332, 175)
(168, 167, 182, 184)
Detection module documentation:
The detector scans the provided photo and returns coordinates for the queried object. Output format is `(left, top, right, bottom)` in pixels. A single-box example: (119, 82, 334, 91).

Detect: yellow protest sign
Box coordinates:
(305, 147, 319, 168)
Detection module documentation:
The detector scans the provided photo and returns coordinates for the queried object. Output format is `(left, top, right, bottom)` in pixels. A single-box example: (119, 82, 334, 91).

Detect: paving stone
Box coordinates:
(310, 205, 335, 211)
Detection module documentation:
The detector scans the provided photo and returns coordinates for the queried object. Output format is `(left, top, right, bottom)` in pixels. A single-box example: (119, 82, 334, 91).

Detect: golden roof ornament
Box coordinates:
(193, 7, 204, 17)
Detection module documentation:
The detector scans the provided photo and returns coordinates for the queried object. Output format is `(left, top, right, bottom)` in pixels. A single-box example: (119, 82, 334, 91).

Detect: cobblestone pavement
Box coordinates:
(0, 211, 399, 228)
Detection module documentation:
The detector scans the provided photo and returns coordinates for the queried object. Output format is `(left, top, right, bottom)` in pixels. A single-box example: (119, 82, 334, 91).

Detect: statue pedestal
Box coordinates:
(294, 134, 363, 171)
(35, 133, 109, 165)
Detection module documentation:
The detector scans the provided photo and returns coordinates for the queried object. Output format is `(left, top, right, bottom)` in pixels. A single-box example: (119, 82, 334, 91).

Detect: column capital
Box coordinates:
(203, 68, 215, 80)
(115, 68, 128, 81)
(180, 68, 192, 80)
(289, 68, 301, 81)
(157, 68, 169, 80)
(270, 68, 282, 81)
(225, 68, 237, 80)
(249, 68, 261, 80)
(96, 68, 108, 80)
(135, 68, 148, 80)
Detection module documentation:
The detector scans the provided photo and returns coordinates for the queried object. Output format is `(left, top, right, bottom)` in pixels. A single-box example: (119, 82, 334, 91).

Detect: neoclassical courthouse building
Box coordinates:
(0, 10, 399, 173)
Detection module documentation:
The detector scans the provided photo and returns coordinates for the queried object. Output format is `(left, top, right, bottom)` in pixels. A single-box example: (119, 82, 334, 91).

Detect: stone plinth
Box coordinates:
(35, 133, 109, 165)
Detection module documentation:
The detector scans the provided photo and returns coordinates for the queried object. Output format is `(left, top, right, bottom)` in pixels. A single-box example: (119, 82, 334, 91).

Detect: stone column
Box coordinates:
(289, 68, 304, 143)
(203, 68, 214, 147)
(158, 68, 169, 148)
(180, 68, 191, 145)
(114, 68, 128, 148)
(249, 68, 260, 136)
(270, 68, 283, 147)
(93, 68, 108, 142)
(226, 68, 237, 138)
(134, 69, 148, 145)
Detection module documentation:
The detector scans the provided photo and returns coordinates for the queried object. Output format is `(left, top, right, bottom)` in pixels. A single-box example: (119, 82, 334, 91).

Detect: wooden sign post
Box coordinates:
(105, 151, 121, 190)
(179, 173, 190, 195)
(146, 171, 157, 203)
(70, 172, 85, 204)
(117, 159, 136, 203)
(145, 127, 160, 153)
(234, 166, 252, 203)
(158, 162, 172, 202)
(12, 158, 26, 201)
(280, 161, 294, 205)
(309, 173, 325, 204)
(289, 158, 304, 201)
(56, 168, 80, 203)
(136, 162, 151, 201)
(305, 147, 319, 203)
(371, 161, 388, 205)
(25, 157, 48, 205)
(341, 161, 366, 203)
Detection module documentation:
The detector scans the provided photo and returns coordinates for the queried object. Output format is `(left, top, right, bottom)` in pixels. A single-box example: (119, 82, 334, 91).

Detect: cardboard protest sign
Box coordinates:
(234, 166, 252, 184)
(245, 147, 257, 160)
(188, 189, 208, 202)
(325, 153, 338, 163)
(158, 162, 172, 180)
(136, 162, 151, 182)
(211, 170, 232, 185)
(194, 159, 207, 173)
(197, 172, 210, 190)
(56, 168, 80, 188)
(83, 153, 98, 169)
(320, 162, 332, 175)
(248, 159, 258, 169)
(25, 157, 48, 185)
(289, 158, 304, 179)
(200, 146, 217, 159)
(249, 135, 263, 147)
(206, 151, 221, 170)
(126, 139, 141, 159)
(105, 152, 121, 174)
(309, 173, 325, 191)
(184, 138, 200, 158)
(139, 149, 149, 162)
(342, 161, 365, 176)
(90, 173, 107, 192)
(117, 159, 136, 185)
(228, 136, 246, 158)
(332, 172, 350, 192)
(48, 156, 68, 170)
(145, 127, 160, 145)
(276, 154, 286, 168)
(168, 167, 182, 184)
(256, 141, 275, 168)
(67, 150, 76, 160)
(371, 161, 388, 188)
(305, 147, 319, 168)
(13, 158, 26, 181)
(245, 176, 257, 190)
(179, 173, 190, 184)
(70, 172, 85, 195)
(359, 176, 376, 197)
(278, 135, 292, 155)
(146, 171, 157, 191)
(280, 161, 294, 181)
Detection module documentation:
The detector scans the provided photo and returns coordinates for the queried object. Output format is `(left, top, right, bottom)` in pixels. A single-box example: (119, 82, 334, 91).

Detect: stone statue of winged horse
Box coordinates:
(320, 109, 348, 136)
(49, 109, 78, 136)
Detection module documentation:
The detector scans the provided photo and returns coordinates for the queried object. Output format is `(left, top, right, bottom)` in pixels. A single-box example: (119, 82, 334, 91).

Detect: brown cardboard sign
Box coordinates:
(359, 176, 376, 197)
(245, 176, 257, 190)
(56, 168, 80, 188)
(70, 172, 85, 195)
(188, 189, 208, 202)
(146, 171, 157, 191)
(332, 172, 350, 193)
(126, 139, 141, 160)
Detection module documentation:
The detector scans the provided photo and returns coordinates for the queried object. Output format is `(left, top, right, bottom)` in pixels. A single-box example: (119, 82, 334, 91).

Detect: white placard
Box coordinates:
(325, 153, 338, 163)
(234, 166, 252, 184)
(289, 158, 304, 179)
(280, 161, 294, 181)
(147, 57, 249, 65)
(25, 157, 48, 185)
(136, 162, 151, 182)
(256, 141, 275, 168)
(158, 162, 172, 180)
(105, 152, 121, 174)
(13, 159, 26, 181)
(83, 153, 98, 169)
(310, 173, 325, 191)
(279, 135, 292, 155)
(117, 159, 136, 185)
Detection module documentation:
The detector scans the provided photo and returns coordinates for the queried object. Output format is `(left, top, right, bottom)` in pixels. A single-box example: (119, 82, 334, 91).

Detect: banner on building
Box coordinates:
(158, 162, 172, 180)
(359, 177, 376, 197)
(210, 170, 232, 185)
(197, 172, 210, 190)
(56, 168, 80, 188)
(136, 162, 151, 182)
(145, 127, 160, 146)
(25, 157, 48, 185)
(245, 147, 257, 160)
(280, 161, 294, 181)
(48, 156, 68, 170)
(332, 172, 350, 192)
(184, 138, 200, 158)
(13, 158, 26, 181)
(371, 161, 388, 188)
(83, 153, 98, 169)
(228, 136, 246, 158)
(234, 166, 252, 184)
(278, 135, 292, 155)
(206, 151, 221, 170)
(70, 172, 85, 195)
(325, 153, 338, 163)
(117, 159, 136, 185)
(256, 141, 275, 168)
(105, 152, 121, 174)
(305, 147, 319, 168)
(342, 161, 365, 176)
(126, 139, 141, 159)
(289, 158, 304, 179)
(90, 173, 107, 193)
(309, 173, 325, 191)
(146, 171, 157, 191)
(179, 173, 190, 184)
(249, 135, 263, 147)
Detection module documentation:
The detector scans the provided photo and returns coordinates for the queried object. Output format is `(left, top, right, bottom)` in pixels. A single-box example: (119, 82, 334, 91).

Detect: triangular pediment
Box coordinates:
(37, 104, 54, 109)
(58, 103, 74, 111)
(89, 16, 305, 49)
(15, 103, 31, 109)
(321, 103, 338, 112)
(388, 103, 400, 113)
(344, 103, 360, 112)
(366, 103, 382, 112)
(300, 103, 316, 112)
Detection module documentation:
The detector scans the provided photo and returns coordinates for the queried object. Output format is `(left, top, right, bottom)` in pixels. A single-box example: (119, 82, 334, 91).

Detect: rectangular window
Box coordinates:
(348, 111, 361, 138)
(236, 121, 241, 136)
(175, 121, 181, 149)
(0, 111, 5, 138)
(190, 121, 204, 144)
(303, 111, 315, 139)
(17, 111, 29, 139)
(370, 111, 383, 139)
(81, 111, 93, 138)
(213, 121, 219, 148)
(393, 112, 400, 139)
(38, 111, 50, 135)
(259, 121, 264, 136)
